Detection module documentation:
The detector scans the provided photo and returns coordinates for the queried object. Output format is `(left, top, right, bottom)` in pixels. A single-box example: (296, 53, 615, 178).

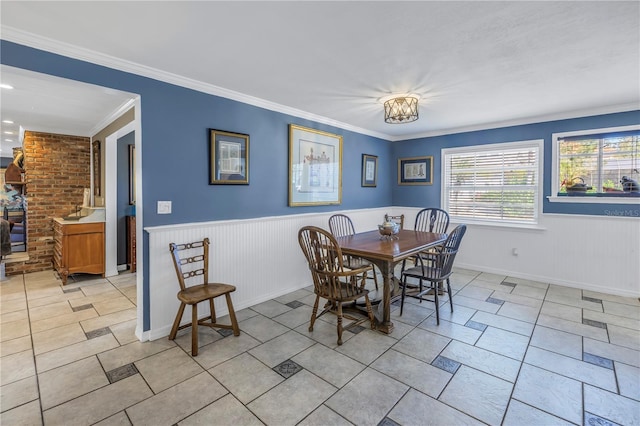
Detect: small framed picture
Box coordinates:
(398, 156, 433, 185)
(362, 154, 378, 187)
(209, 129, 249, 185)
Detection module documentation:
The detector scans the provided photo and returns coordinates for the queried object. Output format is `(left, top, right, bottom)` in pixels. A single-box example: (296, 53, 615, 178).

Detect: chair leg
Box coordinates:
(209, 298, 216, 323)
(191, 303, 199, 356)
(364, 294, 375, 329)
(434, 282, 440, 325)
(309, 295, 320, 332)
(400, 275, 408, 316)
(225, 293, 240, 336)
(336, 302, 343, 345)
(169, 302, 186, 340)
(371, 266, 379, 291)
(447, 278, 454, 313)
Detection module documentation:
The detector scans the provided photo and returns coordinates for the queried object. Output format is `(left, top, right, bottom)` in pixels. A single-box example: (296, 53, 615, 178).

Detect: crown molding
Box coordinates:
(1, 27, 392, 141)
(2, 27, 637, 144)
(394, 102, 640, 142)
(89, 98, 137, 136)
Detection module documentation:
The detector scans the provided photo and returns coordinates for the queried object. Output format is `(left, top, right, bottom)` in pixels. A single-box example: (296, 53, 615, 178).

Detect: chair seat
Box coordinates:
(320, 282, 369, 302)
(344, 256, 372, 270)
(177, 283, 236, 305)
(402, 265, 444, 281)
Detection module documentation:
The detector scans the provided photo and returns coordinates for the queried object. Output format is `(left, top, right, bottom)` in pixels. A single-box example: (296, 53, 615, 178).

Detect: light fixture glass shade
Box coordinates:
(384, 96, 419, 124)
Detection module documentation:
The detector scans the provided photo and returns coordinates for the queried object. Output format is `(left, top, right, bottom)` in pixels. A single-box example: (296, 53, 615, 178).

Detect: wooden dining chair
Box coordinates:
(328, 214, 379, 291)
(400, 224, 467, 324)
(168, 238, 240, 356)
(298, 226, 375, 345)
(401, 208, 451, 277)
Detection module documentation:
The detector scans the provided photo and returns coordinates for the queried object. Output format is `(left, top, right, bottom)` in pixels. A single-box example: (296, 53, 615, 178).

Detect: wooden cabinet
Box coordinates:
(53, 219, 105, 285)
(127, 216, 136, 273)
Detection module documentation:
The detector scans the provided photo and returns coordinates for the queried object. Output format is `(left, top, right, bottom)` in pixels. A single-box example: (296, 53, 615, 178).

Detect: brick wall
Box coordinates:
(5, 131, 90, 275)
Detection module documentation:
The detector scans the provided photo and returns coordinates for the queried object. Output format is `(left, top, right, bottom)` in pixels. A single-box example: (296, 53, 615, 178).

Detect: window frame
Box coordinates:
(441, 139, 544, 227)
(550, 124, 640, 205)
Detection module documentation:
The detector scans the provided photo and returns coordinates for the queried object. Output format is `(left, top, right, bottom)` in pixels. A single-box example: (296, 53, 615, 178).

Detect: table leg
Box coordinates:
(373, 260, 396, 334)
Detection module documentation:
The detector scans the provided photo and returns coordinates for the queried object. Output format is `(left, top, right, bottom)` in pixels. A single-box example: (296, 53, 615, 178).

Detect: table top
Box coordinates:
(336, 229, 447, 263)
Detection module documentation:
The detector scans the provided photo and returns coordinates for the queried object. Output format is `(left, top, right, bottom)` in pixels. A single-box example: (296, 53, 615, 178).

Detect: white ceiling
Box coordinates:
(1, 1, 639, 156)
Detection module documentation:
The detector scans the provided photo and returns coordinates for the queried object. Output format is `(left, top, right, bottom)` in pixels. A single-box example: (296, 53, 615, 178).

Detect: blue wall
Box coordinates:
(3, 39, 638, 332)
(392, 111, 640, 216)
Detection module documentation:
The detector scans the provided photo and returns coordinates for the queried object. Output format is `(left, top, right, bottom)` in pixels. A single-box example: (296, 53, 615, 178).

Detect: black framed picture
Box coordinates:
(209, 129, 249, 185)
(398, 156, 433, 185)
(362, 154, 378, 187)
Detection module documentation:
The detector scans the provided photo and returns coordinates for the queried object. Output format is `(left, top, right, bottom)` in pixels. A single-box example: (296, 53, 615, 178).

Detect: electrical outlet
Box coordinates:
(157, 201, 172, 214)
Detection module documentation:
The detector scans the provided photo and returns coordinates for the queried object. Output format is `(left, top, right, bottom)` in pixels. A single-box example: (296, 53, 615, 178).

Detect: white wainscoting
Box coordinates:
(145, 207, 639, 340)
(145, 208, 391, 340)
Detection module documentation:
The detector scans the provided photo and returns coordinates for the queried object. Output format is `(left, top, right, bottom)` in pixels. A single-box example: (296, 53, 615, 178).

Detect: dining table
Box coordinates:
(335, 229, 447, 334)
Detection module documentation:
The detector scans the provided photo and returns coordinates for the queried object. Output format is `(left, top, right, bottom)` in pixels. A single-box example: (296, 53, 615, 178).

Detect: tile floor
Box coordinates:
(1, 268, 639, 425)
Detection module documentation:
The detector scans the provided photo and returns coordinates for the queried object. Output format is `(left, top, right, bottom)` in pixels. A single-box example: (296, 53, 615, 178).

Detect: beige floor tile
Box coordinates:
(442, 340, 521, 382)
(616, 362, 640, 401)
(43, 374, 152, 425)
(80, 308, 137, 333)
(0, 349, 35, 385)
(190, 333, 261, 370)
(248, 330, 315, 368)
(503, 399, 574, 426)
(28, 300, 73, 322)
(25, 290, 86, 309)
(93, 411, 133, 426)
(0, 335, 32, 357)
(583, 309, 640, 331)
(0, 399, 43, 426)
(393, 327, 450, 364)
(126, 372, 227, 426)
(1, 308, 28, 324)
(39, 356, 109, 409)
(293, 343, 366, 388)
(79, 281, 117, 296)
(513, 364, 582, 424)
(298, 404, 353, 426)
(36, 333, 120, 373)
(471, 311, 534, 336)
(602, 300, 640, 320)
(32, 323, 87, 355)
(98, 338, 176, 372)
(497, 301, 541, 323)
(179, 393, 263, 426)
(30, 308, 98, 334)
(325, 368, 406, 426)
(0, 297, 27, 315)
(608, 324, 640, 351)
(0, 375, 39, 412)
(525, 346, 617, 392)
(440, 365, 513, 425)
(530, 325, 583, 359)
(584, 384, 640, 426)
(135, 347, 204, 393)
(209, 352, 283, 404)
(540, 300, 583, 323)
(389, 388, 483, 426)
(0, 318, 30, 342)
(418, 316, 483, 345)
(67, 289, 122, 307)
(451, 294, 501, 314)
(250, 369, 337, 425)
(335, 329, 396, 365)
(108, 319, 138, 345)
(584, 337, 640, 368)
(92, 296, 136, 316)
(371, 349, 451, 397)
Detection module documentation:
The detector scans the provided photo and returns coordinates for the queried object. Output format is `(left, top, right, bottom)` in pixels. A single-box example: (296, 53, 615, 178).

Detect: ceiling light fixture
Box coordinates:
(383, 96, 419, 124)
(0, 84, 14, 90)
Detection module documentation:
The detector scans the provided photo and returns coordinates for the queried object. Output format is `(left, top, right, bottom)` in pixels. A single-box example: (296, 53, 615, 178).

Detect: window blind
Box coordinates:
(443, 144, 540, 223)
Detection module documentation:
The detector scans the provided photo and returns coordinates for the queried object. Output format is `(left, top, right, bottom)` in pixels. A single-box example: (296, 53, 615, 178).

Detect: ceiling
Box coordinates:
(1, 1, 639, 156)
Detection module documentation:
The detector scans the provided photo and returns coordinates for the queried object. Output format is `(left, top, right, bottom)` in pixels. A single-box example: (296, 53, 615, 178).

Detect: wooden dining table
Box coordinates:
(335, 229, 447, 334)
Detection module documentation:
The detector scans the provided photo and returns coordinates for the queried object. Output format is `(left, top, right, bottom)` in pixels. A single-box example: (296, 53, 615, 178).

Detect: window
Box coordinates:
(554, 126, 639, 197)
(442, 140, 542, 224)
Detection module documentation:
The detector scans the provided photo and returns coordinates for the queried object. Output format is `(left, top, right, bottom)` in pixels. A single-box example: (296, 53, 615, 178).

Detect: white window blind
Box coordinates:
(443, 141, 541, 224)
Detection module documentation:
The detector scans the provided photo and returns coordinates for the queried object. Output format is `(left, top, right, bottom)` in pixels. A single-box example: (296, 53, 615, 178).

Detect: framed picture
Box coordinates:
(289, 124, 342, 206)
(92, 140, 101, 197)
(128, 144, 136, 205)
(398, 156, 433, 185)
(209, 129, 249, 184)
(362, 154, 378, 187)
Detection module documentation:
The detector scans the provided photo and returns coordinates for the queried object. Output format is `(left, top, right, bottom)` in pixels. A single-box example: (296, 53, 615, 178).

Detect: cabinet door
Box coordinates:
(66, 232, 104, 274)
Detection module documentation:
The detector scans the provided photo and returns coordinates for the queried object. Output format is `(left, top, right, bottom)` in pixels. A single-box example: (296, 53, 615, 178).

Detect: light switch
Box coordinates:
(157, 201, 172, 214)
